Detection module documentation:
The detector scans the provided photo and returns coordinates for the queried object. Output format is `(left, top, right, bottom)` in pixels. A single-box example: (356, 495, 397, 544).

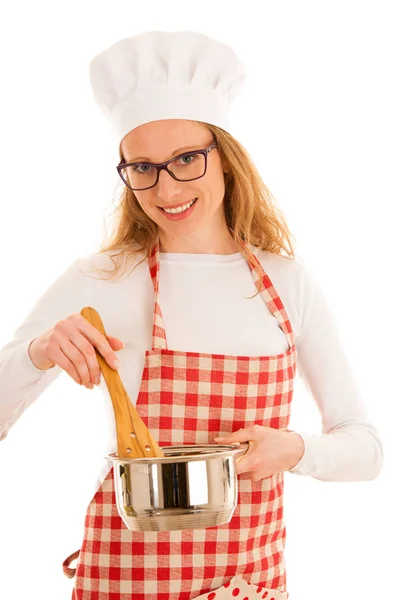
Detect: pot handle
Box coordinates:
(230, 440, 252, 462)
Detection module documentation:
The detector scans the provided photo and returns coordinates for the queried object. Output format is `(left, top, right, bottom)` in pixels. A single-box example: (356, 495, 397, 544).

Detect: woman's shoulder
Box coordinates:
(71, 247, 147, 281)
(253, 246, 327, 321)
(253, 245, 307, 281)
(252, 247, 321, 337)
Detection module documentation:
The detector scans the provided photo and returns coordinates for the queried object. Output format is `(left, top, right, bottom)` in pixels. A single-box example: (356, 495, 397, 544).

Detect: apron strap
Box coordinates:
(148, 241, 168, 350)
(62, 549, 80, 579)
(238, 239, 296, 348)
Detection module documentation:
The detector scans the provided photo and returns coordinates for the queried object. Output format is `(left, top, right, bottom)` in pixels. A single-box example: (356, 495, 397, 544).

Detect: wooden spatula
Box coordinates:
(80, 306, 164, 459)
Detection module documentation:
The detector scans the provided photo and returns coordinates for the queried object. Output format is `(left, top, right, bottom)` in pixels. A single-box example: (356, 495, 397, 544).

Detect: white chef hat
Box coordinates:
(88, 30, 246, 155)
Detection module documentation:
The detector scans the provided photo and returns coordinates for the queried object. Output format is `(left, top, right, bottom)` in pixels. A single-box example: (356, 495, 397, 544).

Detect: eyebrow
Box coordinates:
(128, 145, 205, 163)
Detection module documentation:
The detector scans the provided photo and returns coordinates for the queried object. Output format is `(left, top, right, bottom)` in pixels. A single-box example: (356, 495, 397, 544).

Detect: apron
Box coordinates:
(62, 240, 296, 600)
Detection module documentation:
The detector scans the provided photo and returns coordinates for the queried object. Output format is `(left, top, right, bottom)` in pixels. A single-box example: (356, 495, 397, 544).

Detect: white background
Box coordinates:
(0, 2, 399, 599)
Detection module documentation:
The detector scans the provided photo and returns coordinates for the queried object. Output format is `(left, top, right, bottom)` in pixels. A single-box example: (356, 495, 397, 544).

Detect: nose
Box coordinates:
(155, 167, 184, 202)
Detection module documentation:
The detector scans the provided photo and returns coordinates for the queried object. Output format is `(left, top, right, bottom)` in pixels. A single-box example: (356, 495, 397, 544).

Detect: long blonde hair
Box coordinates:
(93, 121, 297, 290)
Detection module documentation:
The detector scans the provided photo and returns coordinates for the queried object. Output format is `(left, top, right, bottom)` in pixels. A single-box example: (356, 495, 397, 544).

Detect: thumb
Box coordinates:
(106, 335, 125, 349)
(214, 428, 251, 444)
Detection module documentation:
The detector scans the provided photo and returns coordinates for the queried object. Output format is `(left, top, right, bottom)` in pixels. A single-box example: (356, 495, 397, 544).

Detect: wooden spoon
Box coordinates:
(80, 306, 164, 459)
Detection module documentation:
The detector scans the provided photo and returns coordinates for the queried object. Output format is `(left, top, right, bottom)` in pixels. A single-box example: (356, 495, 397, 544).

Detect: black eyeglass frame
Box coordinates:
(116, 141, 218, 191)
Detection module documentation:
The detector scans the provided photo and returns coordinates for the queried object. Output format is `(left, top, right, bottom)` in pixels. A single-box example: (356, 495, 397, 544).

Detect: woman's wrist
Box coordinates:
(286, 432, 305, 470)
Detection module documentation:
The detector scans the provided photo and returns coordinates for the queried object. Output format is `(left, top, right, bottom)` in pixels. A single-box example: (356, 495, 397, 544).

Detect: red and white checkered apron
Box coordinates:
(63, 241, 297, 600)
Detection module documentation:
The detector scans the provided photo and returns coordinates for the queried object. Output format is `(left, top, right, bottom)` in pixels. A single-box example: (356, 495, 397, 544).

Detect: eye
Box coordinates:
(132, 164, 156, 174)
(175, 153, 197, 166)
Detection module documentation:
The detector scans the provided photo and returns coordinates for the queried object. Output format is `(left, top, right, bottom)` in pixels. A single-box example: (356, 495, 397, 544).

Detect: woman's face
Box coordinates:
(120, 119, 230, 242)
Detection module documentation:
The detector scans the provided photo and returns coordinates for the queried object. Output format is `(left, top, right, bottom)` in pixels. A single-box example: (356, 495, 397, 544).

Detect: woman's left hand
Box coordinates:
(214, 424, 305, 481)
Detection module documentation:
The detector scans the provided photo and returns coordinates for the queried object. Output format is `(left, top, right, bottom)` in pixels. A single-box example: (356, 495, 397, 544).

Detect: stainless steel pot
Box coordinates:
(105, 442, 250, 531)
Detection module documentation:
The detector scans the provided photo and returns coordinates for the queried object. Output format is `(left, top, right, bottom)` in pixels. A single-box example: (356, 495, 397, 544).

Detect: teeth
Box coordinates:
(163, 198, 197, 214)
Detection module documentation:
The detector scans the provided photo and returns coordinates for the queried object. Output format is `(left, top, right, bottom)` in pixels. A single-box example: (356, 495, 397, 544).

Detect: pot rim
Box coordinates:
(105, 442, 249, 464)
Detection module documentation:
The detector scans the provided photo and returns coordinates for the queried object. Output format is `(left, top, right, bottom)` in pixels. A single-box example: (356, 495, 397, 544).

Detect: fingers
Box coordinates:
(214, 428, 260, 478)
(48, 315, 124, 389)
(75, 315, 121, 371)
(60, 336, 98, 388)
(107, 335, 125, 349)
(47, 344, 84, 386)
(236, 439, 255, 468)
(236, 455, 252, 474)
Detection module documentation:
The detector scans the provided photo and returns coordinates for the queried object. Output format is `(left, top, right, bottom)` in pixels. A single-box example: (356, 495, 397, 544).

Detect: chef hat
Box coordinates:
(88, 30, 246, 155)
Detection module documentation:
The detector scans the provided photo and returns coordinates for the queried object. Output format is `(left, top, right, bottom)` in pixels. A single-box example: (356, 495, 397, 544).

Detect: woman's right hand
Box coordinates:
(27, 312, 125, 389)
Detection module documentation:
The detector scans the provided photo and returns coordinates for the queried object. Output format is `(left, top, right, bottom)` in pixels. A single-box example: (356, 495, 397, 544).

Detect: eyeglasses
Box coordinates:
(116, 141, 218, 191)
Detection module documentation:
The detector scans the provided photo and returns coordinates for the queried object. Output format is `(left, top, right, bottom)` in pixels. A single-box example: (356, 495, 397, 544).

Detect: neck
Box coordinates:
(158, 227, 239, 255)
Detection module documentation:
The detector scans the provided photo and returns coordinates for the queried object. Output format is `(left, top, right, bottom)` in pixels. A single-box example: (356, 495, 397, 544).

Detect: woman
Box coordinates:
(0, 31, 383, 600)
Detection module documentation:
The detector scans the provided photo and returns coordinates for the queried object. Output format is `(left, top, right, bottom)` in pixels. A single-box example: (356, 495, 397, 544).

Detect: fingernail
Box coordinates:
(113, 359, 120, 369)
(214, 437, 225, 441)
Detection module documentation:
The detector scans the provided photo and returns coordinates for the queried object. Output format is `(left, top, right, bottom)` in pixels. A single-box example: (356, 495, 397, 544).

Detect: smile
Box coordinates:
(160, 198, 198, 214)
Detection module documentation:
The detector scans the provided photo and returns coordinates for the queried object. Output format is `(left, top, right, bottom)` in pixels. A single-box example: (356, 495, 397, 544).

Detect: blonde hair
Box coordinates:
(93, 121, 297, 292)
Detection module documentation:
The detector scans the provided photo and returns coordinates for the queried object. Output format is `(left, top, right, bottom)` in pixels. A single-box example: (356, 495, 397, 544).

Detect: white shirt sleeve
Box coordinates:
(287, 263, 383, 481)
(0, 260, 89, 441)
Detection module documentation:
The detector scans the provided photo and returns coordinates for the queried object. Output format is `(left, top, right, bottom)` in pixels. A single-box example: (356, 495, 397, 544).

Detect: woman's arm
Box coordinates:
(0, 260, 89, 441)
(288, 264, 383, 481)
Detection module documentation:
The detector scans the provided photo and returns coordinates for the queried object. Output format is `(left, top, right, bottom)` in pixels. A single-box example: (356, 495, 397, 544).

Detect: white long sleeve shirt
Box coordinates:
(0, 246, 383, 496)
